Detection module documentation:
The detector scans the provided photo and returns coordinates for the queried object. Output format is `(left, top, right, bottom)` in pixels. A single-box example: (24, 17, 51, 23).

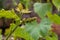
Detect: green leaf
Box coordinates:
(34, 3, 52, 19)
(47, 12, 60, 24)
(0, 9, 20, 20)
(45, 32, 58, 40)
(5, 23, 34, 40)
(25, 18, 51, 40)
(13, 27, 34, 40)
(52, 0, 60, 11)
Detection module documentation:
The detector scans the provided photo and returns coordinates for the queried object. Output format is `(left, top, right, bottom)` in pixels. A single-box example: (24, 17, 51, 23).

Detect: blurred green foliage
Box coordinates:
(0, 0, 60, 40)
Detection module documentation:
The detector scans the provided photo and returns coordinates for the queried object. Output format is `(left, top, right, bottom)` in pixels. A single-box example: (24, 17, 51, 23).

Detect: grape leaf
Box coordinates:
(25, 18, 52, 40)
(34, 3, 52, 19)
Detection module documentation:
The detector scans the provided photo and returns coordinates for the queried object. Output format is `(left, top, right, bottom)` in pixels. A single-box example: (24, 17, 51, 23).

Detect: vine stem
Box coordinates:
(6, 10, 22, 40)
(5, 9, 36, 40)
(5, 17, 36, 40)
(6, 25, 18, 40)
(6, 21, 22, 40)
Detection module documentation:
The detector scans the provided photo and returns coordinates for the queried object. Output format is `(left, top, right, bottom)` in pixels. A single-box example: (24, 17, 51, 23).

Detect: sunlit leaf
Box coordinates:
(45, 32, 58, 40)
(21, 9, 31, 13)
(17, 3, 23, 10)
(47, 12, 60, 24)
(5, 22, 34, 40)
(0, 9, 20, 20)
(13, 27, 34, 40)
